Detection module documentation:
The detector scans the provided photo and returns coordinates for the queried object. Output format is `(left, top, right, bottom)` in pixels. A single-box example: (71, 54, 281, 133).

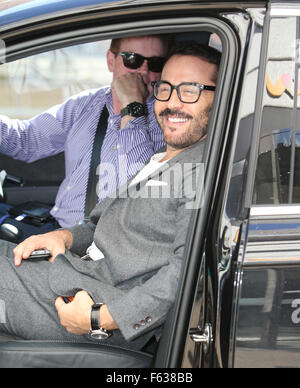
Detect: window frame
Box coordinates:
(248, 6, 300, 207)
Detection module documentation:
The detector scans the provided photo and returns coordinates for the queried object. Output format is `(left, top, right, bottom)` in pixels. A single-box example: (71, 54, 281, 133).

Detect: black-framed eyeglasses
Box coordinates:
(114, 52, 165, 73)
(152, 81, 216, 103)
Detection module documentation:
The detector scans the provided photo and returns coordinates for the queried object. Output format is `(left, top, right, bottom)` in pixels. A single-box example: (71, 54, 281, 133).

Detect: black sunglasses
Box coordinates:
(114, 52, 165, 73)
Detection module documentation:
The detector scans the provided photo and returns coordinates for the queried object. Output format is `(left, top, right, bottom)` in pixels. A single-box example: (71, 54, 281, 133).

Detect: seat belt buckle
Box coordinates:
(77, 218, 90, 225)
(81, 254, 93, 262)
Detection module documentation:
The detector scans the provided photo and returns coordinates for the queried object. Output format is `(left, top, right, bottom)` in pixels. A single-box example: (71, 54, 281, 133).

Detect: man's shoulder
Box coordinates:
(69, 86, 110, 104)
(164, 140, 206, 167)
(65, 86, 111, 116)
(183, 140, 206, 163)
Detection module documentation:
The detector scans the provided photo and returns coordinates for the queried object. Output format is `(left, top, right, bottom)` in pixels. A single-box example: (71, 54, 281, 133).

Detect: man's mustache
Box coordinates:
(158, 108, 193, 120)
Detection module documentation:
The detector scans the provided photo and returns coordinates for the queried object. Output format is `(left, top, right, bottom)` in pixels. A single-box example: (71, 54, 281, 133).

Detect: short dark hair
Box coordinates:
(166, 41, 221, 83)
(110, 35, 173, 55)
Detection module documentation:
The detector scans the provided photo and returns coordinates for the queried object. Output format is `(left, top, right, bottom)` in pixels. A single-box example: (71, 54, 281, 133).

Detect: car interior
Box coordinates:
(0, 22, 225, 367)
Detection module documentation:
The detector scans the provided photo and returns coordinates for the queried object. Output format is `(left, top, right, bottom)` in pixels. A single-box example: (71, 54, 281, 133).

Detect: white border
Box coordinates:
(250, 205, 300, 217)
(270, 8, 300, 17)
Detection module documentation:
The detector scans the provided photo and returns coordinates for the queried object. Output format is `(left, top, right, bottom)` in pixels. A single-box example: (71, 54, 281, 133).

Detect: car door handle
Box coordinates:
(189, 323, 213, 353)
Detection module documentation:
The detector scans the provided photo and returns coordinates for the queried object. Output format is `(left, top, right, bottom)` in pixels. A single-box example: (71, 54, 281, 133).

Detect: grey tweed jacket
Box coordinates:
(48, 139, 206, 346)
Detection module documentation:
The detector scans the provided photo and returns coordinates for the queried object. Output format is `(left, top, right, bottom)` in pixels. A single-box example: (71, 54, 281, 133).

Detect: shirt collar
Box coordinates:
(151, 152, 167, 163)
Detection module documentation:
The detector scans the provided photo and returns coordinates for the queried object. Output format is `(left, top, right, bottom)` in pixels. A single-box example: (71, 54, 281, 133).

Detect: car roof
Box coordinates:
(0, 0, 271, 29)
(0, 0, 127, 27)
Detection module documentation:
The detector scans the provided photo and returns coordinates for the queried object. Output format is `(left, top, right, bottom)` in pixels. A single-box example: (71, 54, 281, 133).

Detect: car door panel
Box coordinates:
(232, 5, 300, 368)
(234, 210, 300, 368)
(0, 153, 65, 205)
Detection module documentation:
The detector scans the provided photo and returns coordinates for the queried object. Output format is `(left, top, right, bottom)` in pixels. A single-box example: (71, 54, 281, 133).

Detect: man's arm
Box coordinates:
(0, 111, 66, 163)
(113, 101, 165, 184)
(113, 73, 148, 130)
(53, 197, 194, 340)
(112, 72, 165, 156)
(13, 229, 74, 266)
(111, 73, 148, 130)
(67, 200, 103, 257)
(55, 291, 118, 335)
(13, 194, 104, 265)
(106, 159, 203, 340)
(106, 198, 193, 341)
(0, 89, 96, 163)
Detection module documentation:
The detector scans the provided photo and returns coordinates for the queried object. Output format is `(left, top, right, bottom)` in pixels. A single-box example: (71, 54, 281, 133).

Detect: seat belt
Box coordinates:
(84, 105, 109, 219)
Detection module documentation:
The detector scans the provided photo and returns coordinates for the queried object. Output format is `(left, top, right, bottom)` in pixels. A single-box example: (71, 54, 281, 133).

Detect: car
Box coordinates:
(0, 0, 299, 369)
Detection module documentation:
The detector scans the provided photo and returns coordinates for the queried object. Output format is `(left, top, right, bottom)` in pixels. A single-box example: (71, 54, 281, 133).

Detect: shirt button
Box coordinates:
(53, 207, 58, 212)
(133, 324, 140, 330)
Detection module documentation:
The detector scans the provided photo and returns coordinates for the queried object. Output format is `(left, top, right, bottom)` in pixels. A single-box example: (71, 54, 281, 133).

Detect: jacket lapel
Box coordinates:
(108, 140, 206, 200)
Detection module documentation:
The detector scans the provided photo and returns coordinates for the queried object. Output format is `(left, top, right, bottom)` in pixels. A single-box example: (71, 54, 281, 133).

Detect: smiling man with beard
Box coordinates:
(0, 42, 221, 354)
(154, 43, 218, 161)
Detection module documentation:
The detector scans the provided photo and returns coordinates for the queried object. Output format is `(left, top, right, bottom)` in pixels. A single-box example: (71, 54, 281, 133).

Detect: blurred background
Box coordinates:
(0, 40, 112, 119)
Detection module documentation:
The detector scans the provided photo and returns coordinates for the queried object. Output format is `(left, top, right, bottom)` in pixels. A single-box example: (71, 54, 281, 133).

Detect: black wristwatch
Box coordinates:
(120, 102, 146, 118)
(88, 303, 112, 340)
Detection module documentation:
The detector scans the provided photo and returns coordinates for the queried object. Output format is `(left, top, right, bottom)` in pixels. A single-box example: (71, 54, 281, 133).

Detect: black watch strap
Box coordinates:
(89, 303, 112, 340)
(91, 303, 102, 330)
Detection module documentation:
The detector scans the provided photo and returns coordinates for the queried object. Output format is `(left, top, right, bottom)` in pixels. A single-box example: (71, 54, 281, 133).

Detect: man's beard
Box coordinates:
(157, 107, 211, 150)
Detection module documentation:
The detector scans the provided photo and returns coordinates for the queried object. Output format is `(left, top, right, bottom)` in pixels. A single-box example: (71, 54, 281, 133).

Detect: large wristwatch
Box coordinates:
(120, 101, 146, 118)
(88, 303, 112, 340)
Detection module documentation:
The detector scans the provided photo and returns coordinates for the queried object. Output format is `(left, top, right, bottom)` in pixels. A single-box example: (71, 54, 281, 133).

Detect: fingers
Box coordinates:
(13, 235, 44, 266)
(112, 73, 147, 106)
(55, 296, 65, 312)
(12, 231, 68, 267)
(55, 292, 92, 335)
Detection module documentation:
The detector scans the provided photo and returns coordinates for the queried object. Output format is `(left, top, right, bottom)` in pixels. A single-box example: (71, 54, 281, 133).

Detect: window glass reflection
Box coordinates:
(253, 16, 300, 204)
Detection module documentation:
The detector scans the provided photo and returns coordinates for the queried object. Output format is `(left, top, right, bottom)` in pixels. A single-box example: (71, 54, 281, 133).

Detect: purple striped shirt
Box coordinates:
(0, 87, 165, 227)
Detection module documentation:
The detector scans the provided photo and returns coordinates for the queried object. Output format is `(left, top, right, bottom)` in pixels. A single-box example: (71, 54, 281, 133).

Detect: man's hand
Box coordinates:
(55, 291, 118, 335)
(112, 73, 148, 109)
(13, 229, 73, 266)
(55, 291, 93, 335)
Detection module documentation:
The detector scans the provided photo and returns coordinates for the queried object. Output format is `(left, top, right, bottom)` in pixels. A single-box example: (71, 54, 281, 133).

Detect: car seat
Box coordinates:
(0, 333, 153, 368)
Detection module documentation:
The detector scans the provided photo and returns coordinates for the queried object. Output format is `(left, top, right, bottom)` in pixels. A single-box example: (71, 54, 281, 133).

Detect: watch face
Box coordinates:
(121, 102, 145, 118)
(89, 329, 111, 340)
(131, 103, 144, 115)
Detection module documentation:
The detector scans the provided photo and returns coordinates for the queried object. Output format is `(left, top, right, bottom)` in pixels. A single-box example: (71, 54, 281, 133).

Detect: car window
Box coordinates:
(253, 15, 300, 205)
(0, 29, 223, 208)
(0, 40, 111, 119)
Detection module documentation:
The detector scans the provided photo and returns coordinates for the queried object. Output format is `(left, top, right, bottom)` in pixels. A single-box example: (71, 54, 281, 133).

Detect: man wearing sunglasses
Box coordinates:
(0, 42, 221, 355)
(0, 35, 168, 236)
(107, 36, 169, 131)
